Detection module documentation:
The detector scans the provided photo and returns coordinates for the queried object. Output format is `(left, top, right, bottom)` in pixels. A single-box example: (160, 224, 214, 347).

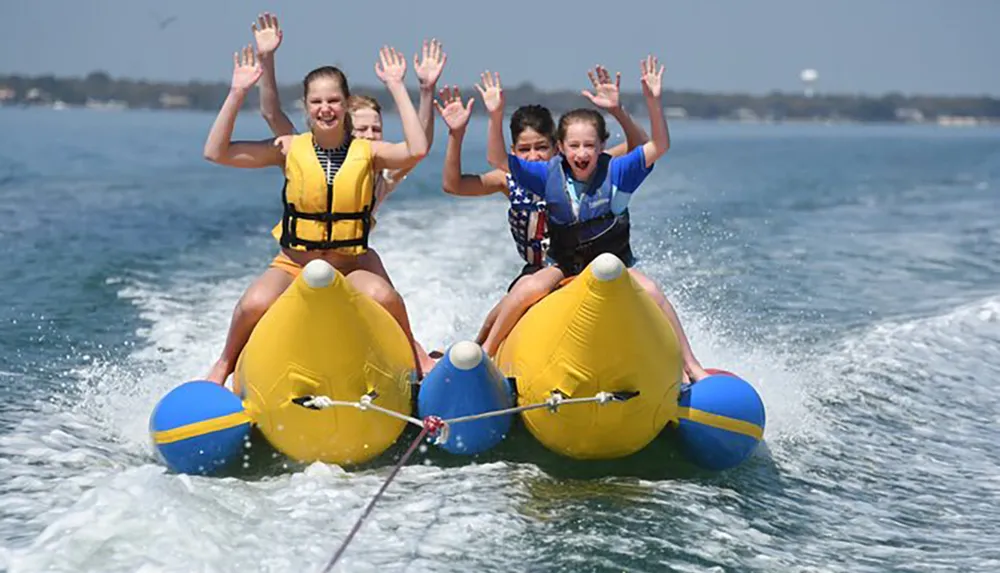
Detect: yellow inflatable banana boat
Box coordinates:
(232, 259, 415, 466)
(494, 253, 684, 459)
(150, 255, 763, 476)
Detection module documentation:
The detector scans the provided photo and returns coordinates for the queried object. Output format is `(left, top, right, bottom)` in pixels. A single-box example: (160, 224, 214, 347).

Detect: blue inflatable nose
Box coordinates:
(675, 371, 766, 471)
(149, 380, 252, 475)
(417, 341, 513, 455)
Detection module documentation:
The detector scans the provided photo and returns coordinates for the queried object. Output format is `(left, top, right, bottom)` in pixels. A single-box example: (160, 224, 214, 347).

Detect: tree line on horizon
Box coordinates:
(2, 71, 999, 123)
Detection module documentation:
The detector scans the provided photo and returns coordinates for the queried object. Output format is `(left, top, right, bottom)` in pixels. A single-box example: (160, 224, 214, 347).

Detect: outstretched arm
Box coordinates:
(203, 45, 284, 168)
(639, 54, 670, 167)
(253, 12, 296, 137)
(387, 38, 447, 180)
(476, 71, 508, 172)
(414, 39, 446, 156)
(370, 46, 429, 171)
(581, 65, 648, 158)
(436, 86, 508, 196)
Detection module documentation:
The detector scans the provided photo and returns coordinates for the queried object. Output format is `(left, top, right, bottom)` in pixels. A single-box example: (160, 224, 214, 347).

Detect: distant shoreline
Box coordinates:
(2, 71, 998, 126)
(9, 106, 1000, 132)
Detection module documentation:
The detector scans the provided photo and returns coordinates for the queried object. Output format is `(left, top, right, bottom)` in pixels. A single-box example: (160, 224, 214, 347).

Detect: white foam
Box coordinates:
(6, 113, 1000, 573)
(0, 196, 540, 571)
(369, 196, 519, 350)
(19, 146, 994, 570)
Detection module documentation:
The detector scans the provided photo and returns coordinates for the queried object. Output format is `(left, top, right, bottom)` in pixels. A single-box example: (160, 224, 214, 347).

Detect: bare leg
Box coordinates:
(357, 247, 396, 288)
(475, 271, 538, 345)
(346, 269, 435, 379)
(629, 268, 709, 382)
(354, 249, 437, 376)
(475, 300, 502, 346)
(482, 266, 565, 357)
(205, 268, 295, 385)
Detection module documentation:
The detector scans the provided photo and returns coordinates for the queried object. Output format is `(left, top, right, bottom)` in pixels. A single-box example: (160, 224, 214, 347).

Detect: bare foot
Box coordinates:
(204, 359, 233, 386)
(419, 354, 439, 378)
(686, 363, 711, 383)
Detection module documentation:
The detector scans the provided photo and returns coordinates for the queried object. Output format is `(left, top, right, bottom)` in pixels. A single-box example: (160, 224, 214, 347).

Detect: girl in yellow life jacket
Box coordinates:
(202, 43, 431, 386)
(251, 13, 441, 192)
(247, 14, 443, 363)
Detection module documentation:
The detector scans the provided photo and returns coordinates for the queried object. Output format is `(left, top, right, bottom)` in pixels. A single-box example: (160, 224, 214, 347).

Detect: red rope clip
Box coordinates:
(422, 415, 446, 435)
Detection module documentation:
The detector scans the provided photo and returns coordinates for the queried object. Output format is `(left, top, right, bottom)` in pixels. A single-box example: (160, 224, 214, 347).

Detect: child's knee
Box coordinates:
(238, 288, 278, 318)
(367, 281, 404, 310)
(640, 281, 666, 305)
(511, 276, 551, 306)
(630, 272, 666, 305)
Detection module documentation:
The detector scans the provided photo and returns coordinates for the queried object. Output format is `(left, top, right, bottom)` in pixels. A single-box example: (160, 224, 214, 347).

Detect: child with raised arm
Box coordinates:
(251, 12, 442, 186)
(202, 44, 433, 386)
(435, 66, 648, 344)
(477, 56, 709, 382)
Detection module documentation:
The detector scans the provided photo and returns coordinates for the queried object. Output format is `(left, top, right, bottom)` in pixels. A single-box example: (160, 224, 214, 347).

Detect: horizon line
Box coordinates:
(2, 70, 998, 101)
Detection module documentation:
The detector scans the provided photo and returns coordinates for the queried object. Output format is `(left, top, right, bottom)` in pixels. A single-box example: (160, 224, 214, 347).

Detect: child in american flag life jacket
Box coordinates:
(436, 68, 637, 343)
(436, 62, 708, 382)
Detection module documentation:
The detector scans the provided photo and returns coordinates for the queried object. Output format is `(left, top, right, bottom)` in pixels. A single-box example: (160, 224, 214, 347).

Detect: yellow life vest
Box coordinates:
(270, 133, 376, 255)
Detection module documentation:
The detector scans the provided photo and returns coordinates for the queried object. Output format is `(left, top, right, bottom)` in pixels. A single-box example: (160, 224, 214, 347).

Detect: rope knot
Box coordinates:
(422, 415, 450, 446)
(422, 415, 445, 434)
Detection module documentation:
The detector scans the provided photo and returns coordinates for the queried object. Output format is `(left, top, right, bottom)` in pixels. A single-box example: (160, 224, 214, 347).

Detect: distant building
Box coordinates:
(894, 107, 925, 123)
(26, 88, 49, 102)
(86, 98, 128, 110)
(664, 106, 688, 119)
(800, 69, 818, 98)
(159, 93, 191, 108)
(937, 115, 979, 127)
(732, 107, 760, 123)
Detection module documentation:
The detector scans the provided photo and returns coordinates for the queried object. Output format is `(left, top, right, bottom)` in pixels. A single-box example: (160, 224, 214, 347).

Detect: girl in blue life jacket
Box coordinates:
(478, 55, 709, 383)
(434, 64, 648, 345)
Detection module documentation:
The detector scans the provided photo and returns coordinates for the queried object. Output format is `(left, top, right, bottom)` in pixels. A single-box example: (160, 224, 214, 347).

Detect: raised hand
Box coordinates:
(414, 38, 446, 89)
(434, 86, 474, 132)
(231, 45, 263, 91)
(251, 12, 282, 57)
(640, 54, 664, 99)
(273, 134, 293, 155)
(475, 71, 504, 115)
(375, 45, 407, 85)
(581, 65, 621, 110)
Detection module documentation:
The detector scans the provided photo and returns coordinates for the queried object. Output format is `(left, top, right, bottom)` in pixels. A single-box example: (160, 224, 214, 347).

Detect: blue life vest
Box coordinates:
(506, 173, 548, 266)
(542, 154, 633, 276)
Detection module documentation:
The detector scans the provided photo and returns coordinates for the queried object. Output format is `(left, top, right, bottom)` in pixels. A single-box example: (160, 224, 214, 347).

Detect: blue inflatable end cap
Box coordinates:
(675, 373, 765, 471)
(149, 380, 252, 475)
(418, 341, 513, 455)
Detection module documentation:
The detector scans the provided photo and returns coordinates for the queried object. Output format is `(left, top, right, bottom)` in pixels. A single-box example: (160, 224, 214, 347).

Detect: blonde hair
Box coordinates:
(347, 94, 381, 115)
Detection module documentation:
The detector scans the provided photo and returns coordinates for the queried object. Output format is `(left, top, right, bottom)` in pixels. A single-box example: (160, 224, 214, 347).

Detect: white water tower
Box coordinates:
(800, 68, 818, 98)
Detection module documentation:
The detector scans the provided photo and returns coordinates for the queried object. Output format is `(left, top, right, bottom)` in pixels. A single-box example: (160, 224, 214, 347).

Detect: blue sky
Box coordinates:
(4, 0, 997, 96)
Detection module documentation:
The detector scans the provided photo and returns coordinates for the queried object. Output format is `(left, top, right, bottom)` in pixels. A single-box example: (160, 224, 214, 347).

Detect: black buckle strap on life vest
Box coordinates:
(548, 211, 633, 276)
(279, 179, 374, 251)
